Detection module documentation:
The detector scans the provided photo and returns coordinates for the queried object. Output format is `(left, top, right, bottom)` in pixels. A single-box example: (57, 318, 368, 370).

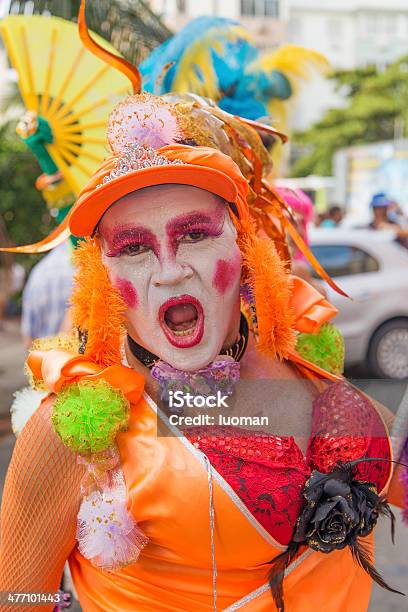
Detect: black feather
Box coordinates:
(267, 457, 407, 609)
(350, 538, 405, 596)
(268, 542, 299, 611)
(378, 500, 396, 544)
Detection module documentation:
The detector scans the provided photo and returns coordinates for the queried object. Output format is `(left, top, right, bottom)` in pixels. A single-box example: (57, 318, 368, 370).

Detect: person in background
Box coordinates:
(320, 205, 344, 228)
(369, 192, 408, 248)
(388, 199, 408, 225)
(275, 187, 314, 260)
(369, 192, 394, 230)
(314, 212, 326, 227)
(0, 216, 14, 330)
(21, 241, 73, 347)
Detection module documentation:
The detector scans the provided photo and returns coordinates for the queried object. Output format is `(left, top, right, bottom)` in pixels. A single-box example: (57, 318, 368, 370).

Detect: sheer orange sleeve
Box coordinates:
(0, 397, 85, 611)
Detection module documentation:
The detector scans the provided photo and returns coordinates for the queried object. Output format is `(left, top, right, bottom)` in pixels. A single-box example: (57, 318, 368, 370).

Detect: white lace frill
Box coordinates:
(76, 446, 149, 571)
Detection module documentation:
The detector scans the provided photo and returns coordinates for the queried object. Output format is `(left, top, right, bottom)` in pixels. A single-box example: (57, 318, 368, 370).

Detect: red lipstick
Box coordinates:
(159, 295, 204, 348)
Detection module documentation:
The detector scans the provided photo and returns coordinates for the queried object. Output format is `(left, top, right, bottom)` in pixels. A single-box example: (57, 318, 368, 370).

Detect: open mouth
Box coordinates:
(159, 295, 204, 348)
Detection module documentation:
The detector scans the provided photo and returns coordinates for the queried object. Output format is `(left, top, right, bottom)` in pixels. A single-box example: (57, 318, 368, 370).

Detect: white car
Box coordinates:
(310, 227, 408, 379)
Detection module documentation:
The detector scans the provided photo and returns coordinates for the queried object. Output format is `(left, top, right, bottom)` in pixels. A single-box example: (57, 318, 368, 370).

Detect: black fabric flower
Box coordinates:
(293, 471, 378, 553)
(268, 461, 402, 612)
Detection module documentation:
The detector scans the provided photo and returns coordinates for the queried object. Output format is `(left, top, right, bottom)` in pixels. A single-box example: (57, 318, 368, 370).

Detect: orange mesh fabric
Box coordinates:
(0, 398, 84, 611)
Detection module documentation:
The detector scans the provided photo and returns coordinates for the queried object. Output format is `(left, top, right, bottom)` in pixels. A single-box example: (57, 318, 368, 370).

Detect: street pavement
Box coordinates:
(0, 320, 407, 611)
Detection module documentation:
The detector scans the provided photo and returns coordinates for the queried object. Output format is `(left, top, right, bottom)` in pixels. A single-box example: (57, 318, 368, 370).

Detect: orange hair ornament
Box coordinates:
(78, 0, 142, 96)
(0, 218, 70, 254)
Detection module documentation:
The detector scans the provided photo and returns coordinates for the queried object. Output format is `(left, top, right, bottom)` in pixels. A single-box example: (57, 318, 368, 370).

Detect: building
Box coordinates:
(149, 0, 288, 47)
(150, 1, 408, 130)
(287, 1, 408, 129)
(151, 0, 408, 68)
(288, 0, 408, 71)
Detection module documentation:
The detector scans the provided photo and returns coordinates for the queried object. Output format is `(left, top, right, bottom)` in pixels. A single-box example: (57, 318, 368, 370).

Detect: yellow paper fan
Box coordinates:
(0, 15, 132, 194)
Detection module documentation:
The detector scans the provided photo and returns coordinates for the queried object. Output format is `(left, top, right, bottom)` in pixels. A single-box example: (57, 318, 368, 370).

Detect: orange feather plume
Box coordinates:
(239, 220, 296, 359)
(70, 238, 126, 366)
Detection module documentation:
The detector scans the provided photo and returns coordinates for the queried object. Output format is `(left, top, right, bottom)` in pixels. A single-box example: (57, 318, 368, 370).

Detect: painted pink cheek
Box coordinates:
(212, 256, 241, 295)
(114, 278, 139, 309)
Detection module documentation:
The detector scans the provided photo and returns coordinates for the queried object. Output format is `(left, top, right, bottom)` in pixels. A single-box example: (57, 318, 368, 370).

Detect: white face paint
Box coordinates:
(98, 185, 242, 371)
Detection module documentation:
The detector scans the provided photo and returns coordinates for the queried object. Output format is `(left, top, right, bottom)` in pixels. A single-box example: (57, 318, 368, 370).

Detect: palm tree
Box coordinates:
(7, 0, 172, 63)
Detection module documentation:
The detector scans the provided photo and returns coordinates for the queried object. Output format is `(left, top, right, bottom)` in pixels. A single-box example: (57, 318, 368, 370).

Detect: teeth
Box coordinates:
(173, 326, 195, 337)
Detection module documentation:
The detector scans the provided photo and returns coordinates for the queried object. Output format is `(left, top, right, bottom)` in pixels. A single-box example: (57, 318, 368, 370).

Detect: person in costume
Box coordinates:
(0, 4, 408, 611)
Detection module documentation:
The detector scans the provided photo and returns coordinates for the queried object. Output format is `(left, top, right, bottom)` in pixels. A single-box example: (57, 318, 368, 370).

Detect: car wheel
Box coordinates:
(368, 318, 408, 379)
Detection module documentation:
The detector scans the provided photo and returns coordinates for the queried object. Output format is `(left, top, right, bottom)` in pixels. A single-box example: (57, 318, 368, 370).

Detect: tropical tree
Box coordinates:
(7, 0, 172, 63)
(291, 57, 408, 177)
(0, 122, 51, 271)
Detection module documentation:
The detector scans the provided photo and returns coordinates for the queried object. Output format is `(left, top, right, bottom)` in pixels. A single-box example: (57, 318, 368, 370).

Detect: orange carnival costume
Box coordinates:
(0, 3, 406, 611)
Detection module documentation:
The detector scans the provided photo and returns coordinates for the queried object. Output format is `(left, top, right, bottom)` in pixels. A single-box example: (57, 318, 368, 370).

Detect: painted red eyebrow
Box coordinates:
(165, 211, 223, 233)
(109, 226, 156, 246)
(168, 212, 213, 227)
(103, 225, 160, 258)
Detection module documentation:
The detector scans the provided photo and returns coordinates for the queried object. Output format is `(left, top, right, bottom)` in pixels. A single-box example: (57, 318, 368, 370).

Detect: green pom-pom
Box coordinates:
(52, 380, 129, 453)
(296, 323, 345, 375)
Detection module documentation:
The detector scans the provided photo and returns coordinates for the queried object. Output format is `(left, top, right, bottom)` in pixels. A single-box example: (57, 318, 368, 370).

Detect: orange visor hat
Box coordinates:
(68, 143, 250, 237)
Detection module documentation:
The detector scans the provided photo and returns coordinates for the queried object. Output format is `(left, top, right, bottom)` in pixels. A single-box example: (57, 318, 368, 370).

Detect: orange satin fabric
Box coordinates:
(26, 350, 391, 610)
(68, 393, 389, 611)
(27, 349, 144, 404)
(290, 275, 338, 334)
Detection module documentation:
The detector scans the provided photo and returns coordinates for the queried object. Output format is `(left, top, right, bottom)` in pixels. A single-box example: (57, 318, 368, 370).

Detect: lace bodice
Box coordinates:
(185, 382, 391, 545)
